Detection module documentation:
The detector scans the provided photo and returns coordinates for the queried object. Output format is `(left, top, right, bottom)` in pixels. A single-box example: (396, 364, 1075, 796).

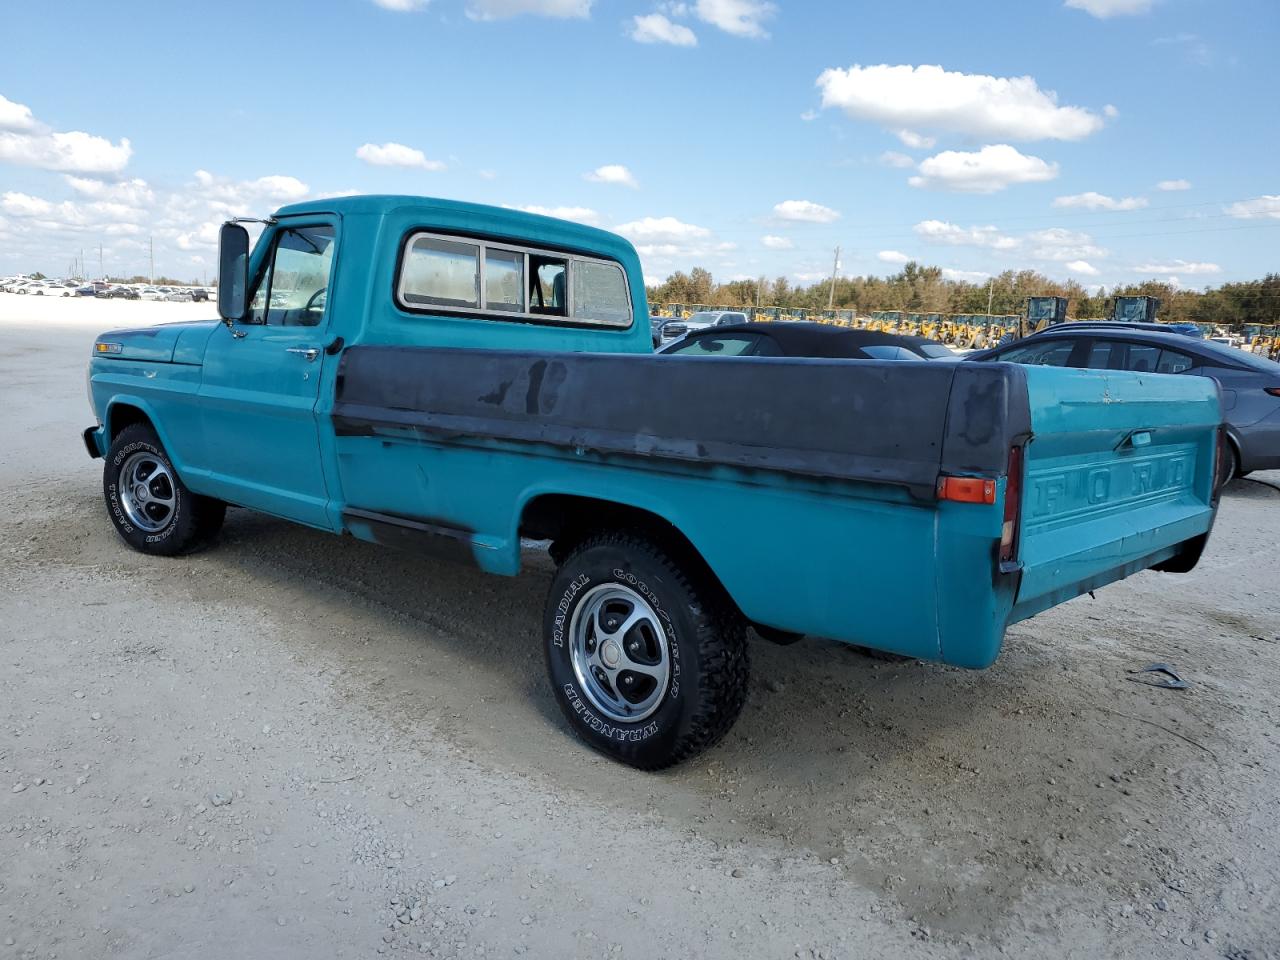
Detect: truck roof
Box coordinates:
(273, 194, 637, 264)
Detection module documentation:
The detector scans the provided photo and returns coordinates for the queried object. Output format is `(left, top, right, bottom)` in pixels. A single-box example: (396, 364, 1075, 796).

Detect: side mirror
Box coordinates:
(216, 222, 250, 323)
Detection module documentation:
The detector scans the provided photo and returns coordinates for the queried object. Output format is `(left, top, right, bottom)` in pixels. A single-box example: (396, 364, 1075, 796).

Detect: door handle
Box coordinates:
(286, 346, 320, 362)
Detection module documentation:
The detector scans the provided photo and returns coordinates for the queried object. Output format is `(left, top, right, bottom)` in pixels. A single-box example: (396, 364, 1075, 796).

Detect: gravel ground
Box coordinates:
(1, 297, 1278, 960)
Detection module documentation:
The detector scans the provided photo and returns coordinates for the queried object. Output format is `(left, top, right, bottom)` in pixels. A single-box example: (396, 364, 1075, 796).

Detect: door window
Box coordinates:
(994, 340, 1075, 366)
(246, 225, 336, 327)
(667, 334, 763, 356)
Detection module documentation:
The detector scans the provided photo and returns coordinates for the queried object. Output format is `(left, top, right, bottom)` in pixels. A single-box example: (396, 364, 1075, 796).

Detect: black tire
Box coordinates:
(103, 423, 225, 556)
(1219, 443, 1240, 487)
(544, 531, 749, 770)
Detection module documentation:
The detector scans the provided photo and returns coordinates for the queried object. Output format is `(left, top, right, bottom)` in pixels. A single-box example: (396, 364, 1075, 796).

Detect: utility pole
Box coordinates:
(986, 277, 995, 316)
(827, 245, 841, 310)
(98, 243, 103, 281)
(149, 236, 154, 285)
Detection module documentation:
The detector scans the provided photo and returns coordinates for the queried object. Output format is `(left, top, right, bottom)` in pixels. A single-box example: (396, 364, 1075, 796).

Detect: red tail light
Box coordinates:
(1265, 387, 1280, 398)
(1000, 445, 1024, 565)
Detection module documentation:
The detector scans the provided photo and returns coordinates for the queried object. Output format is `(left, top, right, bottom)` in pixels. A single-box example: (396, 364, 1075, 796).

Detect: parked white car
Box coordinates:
(139, 287, 165, 301)
(165, 288, 193, 302)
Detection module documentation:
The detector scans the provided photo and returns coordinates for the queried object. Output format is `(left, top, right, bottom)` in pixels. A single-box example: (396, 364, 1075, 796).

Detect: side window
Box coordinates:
(1157, 349, 1195, 374)
(571, 259, 631, 326)
(995, 340, 1075, 366)
(1085, 340, 1123, 369)
(529, 256, 567, 316)
(402, 237, 480, 309)
(1124, 344, 1160, 373)
(669, 334, 761, 356)
(263, 225, 336, 327)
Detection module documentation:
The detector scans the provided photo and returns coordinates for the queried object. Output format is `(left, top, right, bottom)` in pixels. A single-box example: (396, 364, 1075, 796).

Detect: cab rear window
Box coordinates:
(397, 231, 632, 328)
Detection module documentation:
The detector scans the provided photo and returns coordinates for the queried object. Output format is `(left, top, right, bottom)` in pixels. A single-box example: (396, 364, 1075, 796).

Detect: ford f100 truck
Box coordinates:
(83, 196, 1225, 769)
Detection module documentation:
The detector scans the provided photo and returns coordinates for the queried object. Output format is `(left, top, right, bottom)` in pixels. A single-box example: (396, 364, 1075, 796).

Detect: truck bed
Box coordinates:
(329, 348, 1221, 668)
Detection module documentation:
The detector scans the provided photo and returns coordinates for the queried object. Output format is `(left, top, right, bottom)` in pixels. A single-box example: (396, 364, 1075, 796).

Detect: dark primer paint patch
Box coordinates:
(333, 346, 1032, 499)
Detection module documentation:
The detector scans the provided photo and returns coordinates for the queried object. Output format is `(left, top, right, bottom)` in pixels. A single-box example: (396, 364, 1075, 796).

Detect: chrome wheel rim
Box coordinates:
(569, 583, 671, 723)
(118, 451, 176, 532)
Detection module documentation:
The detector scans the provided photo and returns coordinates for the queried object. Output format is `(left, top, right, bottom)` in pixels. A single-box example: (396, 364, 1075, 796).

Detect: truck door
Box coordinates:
(197, 220, 338, 529)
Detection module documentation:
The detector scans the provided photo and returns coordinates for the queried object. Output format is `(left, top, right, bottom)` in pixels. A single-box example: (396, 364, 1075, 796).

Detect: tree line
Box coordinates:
(646, 264, 1280, 327)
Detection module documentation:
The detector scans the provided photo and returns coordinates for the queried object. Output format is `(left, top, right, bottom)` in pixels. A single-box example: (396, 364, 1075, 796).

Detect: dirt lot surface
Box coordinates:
(1, 296, 1277, 960)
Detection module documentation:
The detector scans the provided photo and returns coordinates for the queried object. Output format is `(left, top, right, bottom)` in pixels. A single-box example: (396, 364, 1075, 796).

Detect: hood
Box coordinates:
(96, 319, 220, 363)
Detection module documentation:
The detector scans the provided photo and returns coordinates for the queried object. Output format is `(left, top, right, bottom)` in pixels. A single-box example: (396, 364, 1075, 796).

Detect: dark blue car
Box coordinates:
(971, 326, 1280, 478)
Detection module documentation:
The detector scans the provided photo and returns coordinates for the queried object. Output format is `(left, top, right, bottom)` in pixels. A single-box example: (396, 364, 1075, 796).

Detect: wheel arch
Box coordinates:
(102, 397, 189, 473)
(518, 491, 740, 616)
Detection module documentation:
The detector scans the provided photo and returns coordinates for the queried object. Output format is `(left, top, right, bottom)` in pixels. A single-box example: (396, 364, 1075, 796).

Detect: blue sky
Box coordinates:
(1, 0, 1278, 290)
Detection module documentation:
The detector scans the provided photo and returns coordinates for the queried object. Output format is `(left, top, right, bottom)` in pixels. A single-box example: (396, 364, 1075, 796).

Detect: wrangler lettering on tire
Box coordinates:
(543, 531, 749, 770)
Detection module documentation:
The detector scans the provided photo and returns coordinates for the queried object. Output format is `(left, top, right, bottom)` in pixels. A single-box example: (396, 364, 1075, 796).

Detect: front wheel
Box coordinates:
(103, 423, 225, 556)
(544, 532, 749, 770)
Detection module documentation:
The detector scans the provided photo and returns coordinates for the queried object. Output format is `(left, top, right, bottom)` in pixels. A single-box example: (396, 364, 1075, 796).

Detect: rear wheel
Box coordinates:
(544, 531, 749, 769)
(103, 423, 225, 556)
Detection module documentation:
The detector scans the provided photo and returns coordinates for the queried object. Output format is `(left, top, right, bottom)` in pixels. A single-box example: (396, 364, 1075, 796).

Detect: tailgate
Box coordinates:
(1010, 366, 1220, 622)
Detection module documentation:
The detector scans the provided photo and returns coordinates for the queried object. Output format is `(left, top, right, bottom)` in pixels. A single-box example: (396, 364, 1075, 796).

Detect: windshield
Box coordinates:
(687, 312, 718, 324)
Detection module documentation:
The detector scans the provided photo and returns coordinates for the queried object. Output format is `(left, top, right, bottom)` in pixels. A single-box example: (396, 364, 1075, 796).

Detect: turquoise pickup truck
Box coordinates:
(84, 196, 1225, 769)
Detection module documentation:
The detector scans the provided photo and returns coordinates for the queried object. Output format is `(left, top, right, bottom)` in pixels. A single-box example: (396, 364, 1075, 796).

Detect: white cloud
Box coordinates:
(1, 192, 52, 217)
(355, 141, 445, 171)
(1027, 227, 1107, 261)
(693, 0, 775, 38)
(879, 151, 916, 169)
(799, 109, 818, 122)
(1103, 104, 1119, 118)
(772, 199, 840, 223)
(877, 250, 911, 264)
(1156, 178, 1191, 191)
(514, 204, 601, 225)
(0, 94, 37, 131)
(630, 13, 697, 45)
(0, 129, 132, 175)
(1064, 259, 1100, 275)
(614, 216, 711, 243)
(0, 94, 132, 175)
(1133, 259, 1221, 276)
(914, 220, 1020, 250)
(64, 176, 155, 206)
(761, 234, 793, 249)
(466, 0, 591, 19)
(1065, 0, 1153, 18)
(584, 164, 638, 188)
(1226, 195, 1280, 220)
(815, 64, 1105, 142)
(1052, 191, 1147, 210)
(895, 129, 935, 149)
(371, 0, 429, 9)
(942, 268, 991, 282)
(909, 144, 1059, 194)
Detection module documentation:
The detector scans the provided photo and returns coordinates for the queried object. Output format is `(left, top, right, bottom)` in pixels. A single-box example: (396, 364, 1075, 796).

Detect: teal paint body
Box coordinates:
(85, 196, 1222, 670)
